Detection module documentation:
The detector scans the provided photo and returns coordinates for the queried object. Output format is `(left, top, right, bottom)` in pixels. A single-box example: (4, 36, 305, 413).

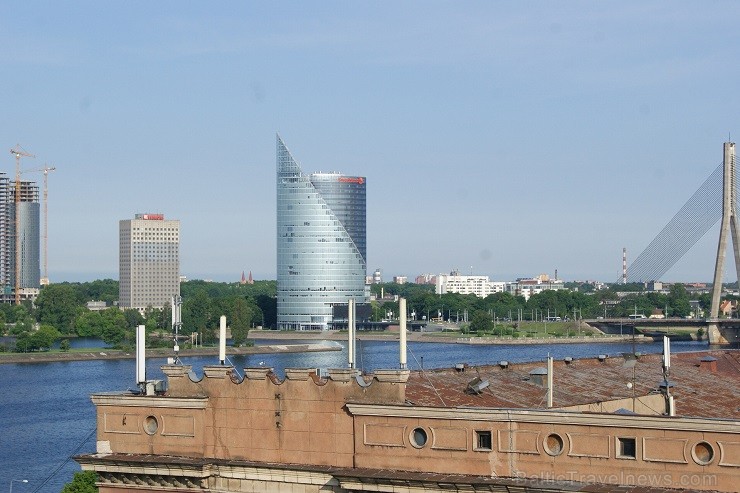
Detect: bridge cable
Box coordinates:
(623, 162, 723, 282)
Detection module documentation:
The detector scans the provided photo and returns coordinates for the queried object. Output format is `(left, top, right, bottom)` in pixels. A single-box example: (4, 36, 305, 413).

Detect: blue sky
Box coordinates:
(2, 2, 739, 283)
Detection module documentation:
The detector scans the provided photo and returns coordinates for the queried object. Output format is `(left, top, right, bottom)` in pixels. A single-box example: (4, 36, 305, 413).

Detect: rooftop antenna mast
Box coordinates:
(10, 145, 35, 304)
(171, 295, 182, 364)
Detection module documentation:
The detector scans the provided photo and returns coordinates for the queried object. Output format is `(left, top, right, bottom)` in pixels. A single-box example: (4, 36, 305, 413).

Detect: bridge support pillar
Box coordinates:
(707, 323, 729, 345)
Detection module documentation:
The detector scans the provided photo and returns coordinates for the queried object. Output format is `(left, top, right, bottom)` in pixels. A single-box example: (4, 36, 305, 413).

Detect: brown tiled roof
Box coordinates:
(404, 350, 740, 419)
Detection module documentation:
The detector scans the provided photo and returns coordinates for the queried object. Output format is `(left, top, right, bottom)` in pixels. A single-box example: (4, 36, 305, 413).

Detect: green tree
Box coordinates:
(75, 311, 103, 337)
(123, 308, 145, 328)
(183, 289, 216, 342)
(14, 325, 61, 352)
(227, 297, 258, 346)
(62, 471, 98, 493)
(36, 284, 79, 333)
(469, 310, 494, 334)
(99, 308, 129, 345)
(668, 283, 692, 318)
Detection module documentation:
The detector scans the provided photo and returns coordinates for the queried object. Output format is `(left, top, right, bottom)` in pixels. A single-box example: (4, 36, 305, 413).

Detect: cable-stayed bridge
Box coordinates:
(623, 163, 722, 284)
(622, 142, 739, 345)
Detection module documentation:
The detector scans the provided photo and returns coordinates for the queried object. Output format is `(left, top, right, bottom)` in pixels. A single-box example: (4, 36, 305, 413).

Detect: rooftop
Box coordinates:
(404, 350, 740, 419)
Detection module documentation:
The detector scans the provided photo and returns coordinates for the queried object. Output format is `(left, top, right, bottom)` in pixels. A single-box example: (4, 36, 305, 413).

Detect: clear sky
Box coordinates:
(2, 2, 740, 284)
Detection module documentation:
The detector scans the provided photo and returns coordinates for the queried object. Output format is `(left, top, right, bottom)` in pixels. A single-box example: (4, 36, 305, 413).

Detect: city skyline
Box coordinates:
(3, 2, 740, 283)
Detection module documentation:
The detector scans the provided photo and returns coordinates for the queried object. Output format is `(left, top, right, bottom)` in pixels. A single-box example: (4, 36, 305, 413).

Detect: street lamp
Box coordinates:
(10, 479, 28, 493)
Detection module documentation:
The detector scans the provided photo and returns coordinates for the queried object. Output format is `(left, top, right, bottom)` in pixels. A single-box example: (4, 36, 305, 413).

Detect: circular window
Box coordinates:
(544, 433, 564, 456)
(410, 427, 428, 448)
(692, 441, 714, 465)
(144, 415, 159, 435)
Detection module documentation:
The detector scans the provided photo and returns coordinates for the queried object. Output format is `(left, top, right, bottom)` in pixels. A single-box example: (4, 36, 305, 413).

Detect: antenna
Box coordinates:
(136, 325, 146, 390)
(662, 335, 675, 416)
(399, 297, 407, 369)
(547, 356, 554, 408)
(219, 315, 227, 365)
(348, 299, 356, 369)
(663, 335, 671, 369)
(171, 296, 182, 364)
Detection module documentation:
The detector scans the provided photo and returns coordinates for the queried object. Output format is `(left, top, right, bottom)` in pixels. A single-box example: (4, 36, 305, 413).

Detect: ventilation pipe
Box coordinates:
(547, 356, 554, 408)
(399, 297, 407, 369)
(219, 315, 227, 365)
(136, 324, 146, 387)
(348, 299, 355, 369)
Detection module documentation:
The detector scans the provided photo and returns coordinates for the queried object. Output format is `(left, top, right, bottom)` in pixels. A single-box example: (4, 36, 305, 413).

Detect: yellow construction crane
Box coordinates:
(10, 145, 35, 304)
(22, 165, 56, 285)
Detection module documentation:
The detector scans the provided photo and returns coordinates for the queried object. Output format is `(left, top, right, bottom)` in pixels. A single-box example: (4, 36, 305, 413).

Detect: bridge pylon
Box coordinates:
(709, 141, 738, 344)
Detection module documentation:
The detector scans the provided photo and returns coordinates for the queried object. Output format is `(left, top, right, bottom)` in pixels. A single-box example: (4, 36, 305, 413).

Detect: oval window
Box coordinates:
(144, 415, 159, 435)
(544, 433, 564, 456)
(692, 441, 714, 465)
(410, 427, 428, 448)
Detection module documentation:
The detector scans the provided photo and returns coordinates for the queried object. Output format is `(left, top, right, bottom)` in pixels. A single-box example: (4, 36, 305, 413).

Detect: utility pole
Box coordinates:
(10, 145, 35, 304)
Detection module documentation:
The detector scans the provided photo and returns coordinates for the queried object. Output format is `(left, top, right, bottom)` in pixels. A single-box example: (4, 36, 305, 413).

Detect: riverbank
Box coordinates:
(0, 343, 340, 365)
(247, 329, 651, 345)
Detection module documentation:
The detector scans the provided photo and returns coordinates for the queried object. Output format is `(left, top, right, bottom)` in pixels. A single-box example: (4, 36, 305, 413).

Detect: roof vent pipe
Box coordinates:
(348, 299, 355, 369)
(547, 356, 554, 408)
(399, 297, 407, 369)
(219, 315, 227, 365)
(564, 357, 573, 364)
(598, 354, 608, 362)
(499, 361, 509, 369)
(136, 324, 146, 390)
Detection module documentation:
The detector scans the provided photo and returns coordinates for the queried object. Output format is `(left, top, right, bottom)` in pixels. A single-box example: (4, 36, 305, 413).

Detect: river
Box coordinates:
(0, 338, 708, 492)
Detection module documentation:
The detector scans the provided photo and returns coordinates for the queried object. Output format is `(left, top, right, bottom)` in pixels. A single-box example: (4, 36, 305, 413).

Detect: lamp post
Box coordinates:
(10, 479, 28, 493)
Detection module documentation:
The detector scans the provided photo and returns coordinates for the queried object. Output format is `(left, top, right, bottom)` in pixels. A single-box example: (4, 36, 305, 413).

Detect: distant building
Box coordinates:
(239, 271, 254, 285)
(119, 213, 180, 313)
(719, 300, 735, 318)
(415, 273, 436, 285)
(276, 136, 367, 330)
(86, 300, 108, 311)
(372, 268, 382, 284)
(508, 276, 565, 301)
(0, 176, 40, 302)
(435, 271, 505, 298)
(393, 276, 407, 284)
(646, 281, 664, 292)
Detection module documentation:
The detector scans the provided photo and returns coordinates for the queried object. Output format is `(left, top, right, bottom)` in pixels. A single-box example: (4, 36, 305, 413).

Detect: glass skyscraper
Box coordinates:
(276, 135, 367, 330)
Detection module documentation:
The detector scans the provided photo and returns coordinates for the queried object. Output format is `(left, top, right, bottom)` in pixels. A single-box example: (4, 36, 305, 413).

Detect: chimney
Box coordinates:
(699, 356, 718, 373)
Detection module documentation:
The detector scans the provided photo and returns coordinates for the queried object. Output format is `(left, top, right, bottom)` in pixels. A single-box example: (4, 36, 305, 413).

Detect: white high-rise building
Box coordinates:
(276, 136, 367, 330)
(119, 213, 180, 312)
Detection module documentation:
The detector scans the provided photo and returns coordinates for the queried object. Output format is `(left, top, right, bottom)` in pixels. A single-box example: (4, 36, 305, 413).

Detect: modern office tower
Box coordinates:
(119, 213, 180, 313)
(276, 135, 367, 330)
(0, 176, 41, 301)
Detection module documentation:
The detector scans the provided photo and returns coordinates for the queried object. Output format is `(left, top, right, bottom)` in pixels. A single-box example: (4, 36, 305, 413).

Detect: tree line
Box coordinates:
(369, 281, 707, 325)
(0, 278, 718, 352)
(1, 279, 277, 352)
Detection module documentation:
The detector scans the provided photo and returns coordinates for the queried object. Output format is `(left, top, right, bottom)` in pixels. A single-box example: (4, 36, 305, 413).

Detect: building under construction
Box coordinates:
(0, 173, 40, 302)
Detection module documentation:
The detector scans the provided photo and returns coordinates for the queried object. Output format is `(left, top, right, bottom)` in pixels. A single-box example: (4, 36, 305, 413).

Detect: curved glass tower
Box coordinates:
(277, 135, 367, 330)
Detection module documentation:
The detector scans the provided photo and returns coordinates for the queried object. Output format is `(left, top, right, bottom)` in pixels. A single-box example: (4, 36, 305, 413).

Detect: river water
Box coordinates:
(0, 338, 708, 492)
